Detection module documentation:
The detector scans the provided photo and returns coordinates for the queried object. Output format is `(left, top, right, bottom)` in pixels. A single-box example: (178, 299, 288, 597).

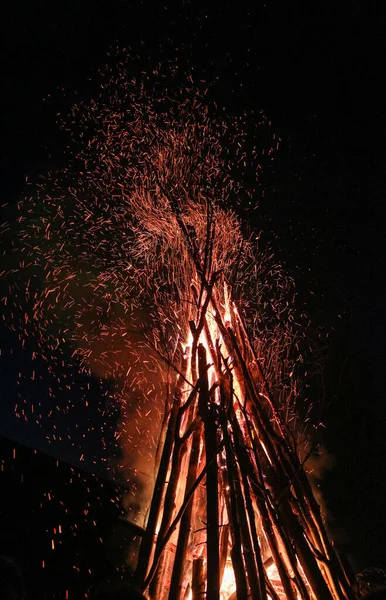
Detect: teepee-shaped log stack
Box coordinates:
(133, 215, 355, 600)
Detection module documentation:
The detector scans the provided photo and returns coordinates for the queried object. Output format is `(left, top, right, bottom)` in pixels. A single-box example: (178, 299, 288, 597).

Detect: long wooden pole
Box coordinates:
(198, 344, 220, 600)
(136, 392, 181, 587)
(218, 392, 248, 600)
(168, 425, 202, 600)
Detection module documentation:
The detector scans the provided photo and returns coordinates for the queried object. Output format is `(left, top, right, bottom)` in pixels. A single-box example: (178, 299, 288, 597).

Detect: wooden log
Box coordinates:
(229, 406, 267, 600)
(153, 410, 187, 560)
(280, 500, 334, 600)
(218, 397, 248, 600)
(254, 451, 334, 600)
(252, 490, 298, 600)
(229, 312, 354, 600)
(219, 523, 230, 591)
(278, 447, 355, 600)
(226, 424, 262, 600)
(149, 412, 188, 599)
(240, 431, 298, 600)
(136, 393, 181, 587)
(145, 449, 213, 591)
(192, 558, 206, 600)
(168, 426, 202, 600)
(198, 343, 220, 600)
(154, 381, 172, 475)
(295, 466, 356, 600)
(220, 357, 311, 599)
(243, 414, 311, 600)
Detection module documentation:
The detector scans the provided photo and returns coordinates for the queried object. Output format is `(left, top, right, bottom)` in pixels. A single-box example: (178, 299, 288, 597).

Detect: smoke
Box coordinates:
(47, 280, 168, 526)
(304, 444, 350, 548)
(305, 444, 336, 483)
(1, 195, 167, 526)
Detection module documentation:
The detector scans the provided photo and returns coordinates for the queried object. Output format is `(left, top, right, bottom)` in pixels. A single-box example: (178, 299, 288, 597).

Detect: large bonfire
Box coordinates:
(2, 56, 355, 600)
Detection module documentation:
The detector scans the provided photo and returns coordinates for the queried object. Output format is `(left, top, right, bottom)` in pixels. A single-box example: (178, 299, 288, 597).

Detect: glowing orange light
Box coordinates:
(220, 560, 236, 600)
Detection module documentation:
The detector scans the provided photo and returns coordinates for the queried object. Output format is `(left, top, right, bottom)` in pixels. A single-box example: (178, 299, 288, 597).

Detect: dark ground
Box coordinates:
(0, 436, 126, 599)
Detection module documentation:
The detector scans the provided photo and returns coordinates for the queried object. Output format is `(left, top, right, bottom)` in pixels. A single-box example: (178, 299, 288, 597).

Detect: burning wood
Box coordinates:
(134, 258, 355, 600)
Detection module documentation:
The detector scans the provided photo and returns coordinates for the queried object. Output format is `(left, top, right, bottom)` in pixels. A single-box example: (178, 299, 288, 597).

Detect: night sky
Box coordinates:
(1, 0, 384, 590)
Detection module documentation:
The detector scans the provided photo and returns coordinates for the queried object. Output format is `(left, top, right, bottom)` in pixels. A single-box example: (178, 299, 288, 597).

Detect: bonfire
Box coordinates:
(2, 55, 355, 600)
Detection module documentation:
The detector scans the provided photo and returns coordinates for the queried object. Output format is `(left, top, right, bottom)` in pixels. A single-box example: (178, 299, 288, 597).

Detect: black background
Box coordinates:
(1, 1, 384, 595)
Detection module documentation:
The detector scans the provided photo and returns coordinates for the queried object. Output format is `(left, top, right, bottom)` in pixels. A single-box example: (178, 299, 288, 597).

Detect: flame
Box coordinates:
(183, 329, 194, 356)
(184, 558, 236, 600)
(183, 558, 286, 600)
(266, 563, 287, 599)
(223, 283, 232, 326)
(220, 560, 237, 599)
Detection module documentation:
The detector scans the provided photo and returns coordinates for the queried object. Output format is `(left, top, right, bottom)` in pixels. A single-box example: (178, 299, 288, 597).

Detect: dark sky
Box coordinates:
(1, 0, 384, 573)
